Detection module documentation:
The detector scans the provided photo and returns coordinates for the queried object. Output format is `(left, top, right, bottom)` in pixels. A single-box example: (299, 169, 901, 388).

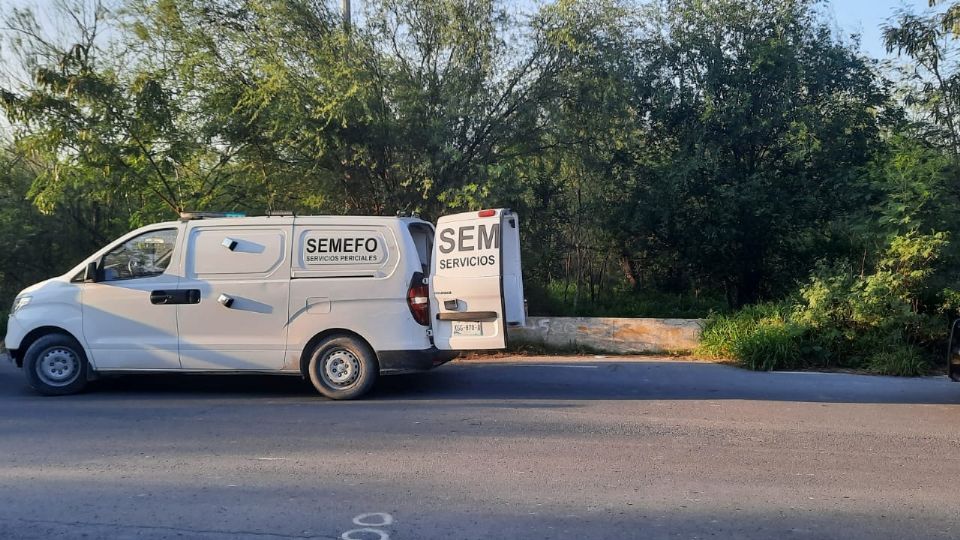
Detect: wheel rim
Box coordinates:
(36, 346, 81, 387)
(321, 348, 361, 388)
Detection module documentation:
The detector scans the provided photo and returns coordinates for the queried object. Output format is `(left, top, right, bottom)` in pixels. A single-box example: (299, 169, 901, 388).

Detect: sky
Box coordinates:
(826, 0, 941, 59)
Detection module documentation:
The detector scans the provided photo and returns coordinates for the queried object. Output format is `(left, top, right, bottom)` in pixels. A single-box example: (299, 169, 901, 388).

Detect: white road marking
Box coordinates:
(342, 513, 393, 540)
(352, 513, 394, 527)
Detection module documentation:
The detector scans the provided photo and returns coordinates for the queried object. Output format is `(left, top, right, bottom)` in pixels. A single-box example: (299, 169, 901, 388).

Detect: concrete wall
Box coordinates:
(508, 317, 704, 354)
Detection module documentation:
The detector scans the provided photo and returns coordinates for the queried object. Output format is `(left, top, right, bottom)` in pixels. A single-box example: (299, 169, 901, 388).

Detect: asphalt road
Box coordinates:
(2, 356, 960, 540)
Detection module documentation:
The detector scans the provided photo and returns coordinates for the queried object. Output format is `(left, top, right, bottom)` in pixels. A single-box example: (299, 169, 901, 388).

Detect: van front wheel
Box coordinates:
(307, 335, 378, 400)
(23, 333, 89, 396)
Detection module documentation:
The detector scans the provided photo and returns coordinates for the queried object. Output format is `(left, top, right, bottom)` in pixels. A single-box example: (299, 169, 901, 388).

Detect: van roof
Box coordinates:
(156, 215, 431, 228)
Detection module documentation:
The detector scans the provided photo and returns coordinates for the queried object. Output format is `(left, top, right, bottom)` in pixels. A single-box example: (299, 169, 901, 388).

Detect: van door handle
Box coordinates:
(150, 290, 174, 305)
(151, 289, 201, 305)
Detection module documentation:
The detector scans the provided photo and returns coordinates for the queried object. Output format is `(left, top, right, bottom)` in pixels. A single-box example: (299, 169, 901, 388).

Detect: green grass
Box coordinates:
(866, 346, 931, 376)
(696, 302, 808, 371)
(696, 303, 794, 359)
(695, 301, 937, 376)
(731, 323, 807, 371)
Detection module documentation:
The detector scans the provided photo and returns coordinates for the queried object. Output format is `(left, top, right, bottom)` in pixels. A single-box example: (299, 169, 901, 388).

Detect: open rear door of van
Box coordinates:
(430, 209, 525, 350)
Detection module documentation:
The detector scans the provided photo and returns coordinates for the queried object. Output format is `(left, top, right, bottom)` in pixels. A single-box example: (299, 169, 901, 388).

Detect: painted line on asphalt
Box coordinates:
(352, 513, 393, 527)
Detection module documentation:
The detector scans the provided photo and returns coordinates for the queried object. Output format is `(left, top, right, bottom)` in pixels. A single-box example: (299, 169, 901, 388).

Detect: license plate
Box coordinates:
(452, 321, 483, 337)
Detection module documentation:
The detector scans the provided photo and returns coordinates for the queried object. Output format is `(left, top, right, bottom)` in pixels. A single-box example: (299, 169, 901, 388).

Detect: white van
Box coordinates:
(4, 209, 524, 399)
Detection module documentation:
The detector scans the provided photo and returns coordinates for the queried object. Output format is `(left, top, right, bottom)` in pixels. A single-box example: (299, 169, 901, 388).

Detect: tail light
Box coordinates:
(407, 272, 430, 326)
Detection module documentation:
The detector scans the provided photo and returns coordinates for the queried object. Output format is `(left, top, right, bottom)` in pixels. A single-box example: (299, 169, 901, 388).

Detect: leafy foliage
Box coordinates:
(697, 230, 949, 374)
(0, 151, 108, 331)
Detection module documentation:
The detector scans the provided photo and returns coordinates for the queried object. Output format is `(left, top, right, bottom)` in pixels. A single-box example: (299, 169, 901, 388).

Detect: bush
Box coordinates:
(697, 303, 808, 371)
(696, 303, 778, 358)
(732, 323, 805, 371)
(866, 345, 930, 376)
(696, 231, 949, 376)
(789, 233, 949, 374)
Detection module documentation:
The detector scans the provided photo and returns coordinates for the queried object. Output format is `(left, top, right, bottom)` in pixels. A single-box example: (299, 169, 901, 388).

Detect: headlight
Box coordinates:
(10, 295, 31, 314)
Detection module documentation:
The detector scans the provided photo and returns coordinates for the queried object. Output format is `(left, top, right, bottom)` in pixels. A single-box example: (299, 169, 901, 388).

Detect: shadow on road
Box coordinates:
(2, 359, 959, 405)
(371, 360, 960, 405)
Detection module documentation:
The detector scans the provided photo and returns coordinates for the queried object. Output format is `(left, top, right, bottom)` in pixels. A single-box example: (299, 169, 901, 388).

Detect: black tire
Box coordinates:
(23, 333, 89, 396)
(306, 335, 378, 400)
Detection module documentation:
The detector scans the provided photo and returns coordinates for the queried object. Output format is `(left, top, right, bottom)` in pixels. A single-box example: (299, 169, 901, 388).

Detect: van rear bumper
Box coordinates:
(377, 348, 458, 375)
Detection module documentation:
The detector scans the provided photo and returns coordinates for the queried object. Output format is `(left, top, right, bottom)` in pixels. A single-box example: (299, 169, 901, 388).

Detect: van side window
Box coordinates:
(408, 223, 434, 274)
(101, 229, 178, 281)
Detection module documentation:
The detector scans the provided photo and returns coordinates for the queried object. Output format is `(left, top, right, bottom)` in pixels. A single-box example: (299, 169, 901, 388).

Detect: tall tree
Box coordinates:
(0, 1, 250, 223)
(647, 0, 888, 305)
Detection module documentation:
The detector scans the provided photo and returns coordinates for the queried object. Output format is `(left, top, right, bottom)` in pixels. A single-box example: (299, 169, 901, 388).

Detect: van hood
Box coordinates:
(19, 277, 67, 296)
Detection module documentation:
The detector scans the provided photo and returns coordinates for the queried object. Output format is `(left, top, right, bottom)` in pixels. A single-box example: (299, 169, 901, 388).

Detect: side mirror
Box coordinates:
(84, 261, 100, 283)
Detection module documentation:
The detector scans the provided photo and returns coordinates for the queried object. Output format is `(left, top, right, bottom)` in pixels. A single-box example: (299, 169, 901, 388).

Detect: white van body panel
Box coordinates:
(80, 223, 185, 370)
(83, 272, 183, 370)
(500, 213, 526, 327)
(4, 277, 87, 363)
(285, 217, 432, 371)
(6, 221, 189, 371)
(430, 209, 526, 350)
(177, 220, 294, 371)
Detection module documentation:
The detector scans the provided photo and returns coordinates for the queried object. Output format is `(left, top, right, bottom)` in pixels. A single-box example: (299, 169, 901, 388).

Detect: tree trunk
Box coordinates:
(619, 248, 640, 291)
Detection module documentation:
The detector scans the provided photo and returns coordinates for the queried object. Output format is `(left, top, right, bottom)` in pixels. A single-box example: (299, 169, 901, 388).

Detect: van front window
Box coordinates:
(101, 229, 178, 281)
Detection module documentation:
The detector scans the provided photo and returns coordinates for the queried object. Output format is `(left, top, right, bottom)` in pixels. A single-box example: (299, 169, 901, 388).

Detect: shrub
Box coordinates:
(781, 231, 948, 375)
(732, 323, 805, 371)
(867, 345, 930, 376)
(697, 268, 941, 375)
(696, 304, 775, 359)
(697, 302, 807, 370)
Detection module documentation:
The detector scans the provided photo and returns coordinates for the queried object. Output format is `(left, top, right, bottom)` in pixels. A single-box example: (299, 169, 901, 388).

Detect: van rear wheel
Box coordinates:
(307, 335, 378, 400)
(23, 333, 89, 396)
